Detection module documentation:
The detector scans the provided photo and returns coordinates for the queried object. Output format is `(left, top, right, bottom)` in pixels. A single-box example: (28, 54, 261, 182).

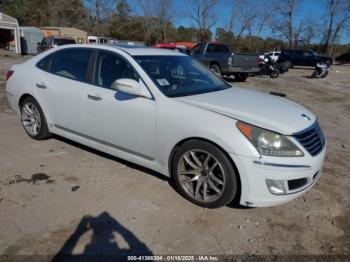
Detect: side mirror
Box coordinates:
(111, 78, 152, 99)
(37, 42, 41, 45)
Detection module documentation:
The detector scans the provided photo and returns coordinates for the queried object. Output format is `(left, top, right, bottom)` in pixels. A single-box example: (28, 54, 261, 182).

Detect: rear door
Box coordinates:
(199, 43, 217, 67)
(35, 47, 93, 133)
(302, 50, 316, 66)
(293, 50, 304, 66)
(213, 44, 230, 71)
(191, 43, 205, 63)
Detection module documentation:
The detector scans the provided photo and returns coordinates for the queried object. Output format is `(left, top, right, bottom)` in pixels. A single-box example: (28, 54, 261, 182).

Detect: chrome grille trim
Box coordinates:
(293, 122, 325, 156)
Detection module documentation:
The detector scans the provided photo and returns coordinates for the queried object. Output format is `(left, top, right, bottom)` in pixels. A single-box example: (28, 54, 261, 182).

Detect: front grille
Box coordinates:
(294, 122, 325, 156)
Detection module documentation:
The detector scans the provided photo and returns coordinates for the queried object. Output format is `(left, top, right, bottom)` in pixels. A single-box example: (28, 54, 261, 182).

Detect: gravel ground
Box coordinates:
(0, 55, 349, 259)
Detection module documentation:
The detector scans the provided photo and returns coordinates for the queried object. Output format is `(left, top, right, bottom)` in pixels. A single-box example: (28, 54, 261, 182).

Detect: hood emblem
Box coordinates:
(301, 114, 311, 121)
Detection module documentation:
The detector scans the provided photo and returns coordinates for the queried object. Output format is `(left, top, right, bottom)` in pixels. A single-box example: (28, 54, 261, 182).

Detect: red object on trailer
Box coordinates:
(175, 42, 197, 49)
(153, 43, 178, 49)
(153, 42, 198, 50)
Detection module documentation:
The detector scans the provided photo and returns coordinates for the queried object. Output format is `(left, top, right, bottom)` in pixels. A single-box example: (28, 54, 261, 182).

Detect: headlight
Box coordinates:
(236, 121, 304, 157)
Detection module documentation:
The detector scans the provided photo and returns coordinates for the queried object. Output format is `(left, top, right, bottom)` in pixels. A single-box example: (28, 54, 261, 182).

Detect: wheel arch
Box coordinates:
(17, 93, 52, 130)
(18, 93, 34, 106)
(168, 137, 242, 203)
(209, 61, 221, 69)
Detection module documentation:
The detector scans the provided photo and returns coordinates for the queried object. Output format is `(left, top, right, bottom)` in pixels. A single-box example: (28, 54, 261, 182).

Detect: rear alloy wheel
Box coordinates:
(20, 97, 51, 140)
(269, 69, 280, 78)
(172, 140, 238, 208)
(209, 64, 222, 78)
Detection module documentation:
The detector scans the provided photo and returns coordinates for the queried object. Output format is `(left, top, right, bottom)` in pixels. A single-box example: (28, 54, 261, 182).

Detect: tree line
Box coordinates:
(1, 0, 349, 56)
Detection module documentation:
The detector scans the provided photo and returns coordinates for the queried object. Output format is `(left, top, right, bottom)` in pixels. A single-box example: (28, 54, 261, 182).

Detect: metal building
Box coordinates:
(0, 12, 21, 54)
(40, 27, 87, 44)
(19, 27, 45, 55)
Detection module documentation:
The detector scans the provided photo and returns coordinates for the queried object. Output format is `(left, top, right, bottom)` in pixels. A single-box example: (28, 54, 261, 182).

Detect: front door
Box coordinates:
(84, 50, 156, 159)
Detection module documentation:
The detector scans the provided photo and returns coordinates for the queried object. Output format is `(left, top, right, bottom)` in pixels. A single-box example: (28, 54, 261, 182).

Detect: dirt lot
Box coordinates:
(0, 55, 349, 259)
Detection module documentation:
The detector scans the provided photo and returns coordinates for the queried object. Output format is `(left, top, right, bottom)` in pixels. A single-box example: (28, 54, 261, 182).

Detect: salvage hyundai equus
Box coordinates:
(5, 45, 326, 208)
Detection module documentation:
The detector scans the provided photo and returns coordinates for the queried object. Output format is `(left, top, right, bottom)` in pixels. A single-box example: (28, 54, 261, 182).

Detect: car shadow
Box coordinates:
(53, 135, 250, 210)
(300, 75, 313, 78)
(291, 66, 314, 70)
(52, 212, 153, 261)
(53, 135, 170, 184)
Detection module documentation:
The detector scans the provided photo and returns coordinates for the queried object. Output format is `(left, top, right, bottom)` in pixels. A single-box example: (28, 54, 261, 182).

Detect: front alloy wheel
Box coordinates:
(172, 140, 238, 208)
(177, 150, 225, 203)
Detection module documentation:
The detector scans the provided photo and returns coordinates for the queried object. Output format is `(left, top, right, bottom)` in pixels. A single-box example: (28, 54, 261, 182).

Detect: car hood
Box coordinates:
(175, 87, 316, 135)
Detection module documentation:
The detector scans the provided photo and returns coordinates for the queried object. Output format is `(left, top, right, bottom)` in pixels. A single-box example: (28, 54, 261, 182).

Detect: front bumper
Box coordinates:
(229, 146, 326, 207)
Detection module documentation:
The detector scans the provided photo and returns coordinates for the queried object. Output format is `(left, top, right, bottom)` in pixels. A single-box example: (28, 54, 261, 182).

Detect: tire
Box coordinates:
(20, 96, 51, 140)
(320, 70, 329, 78)
(172, 140, 238, 208)
(285, 60, 292, 68)
(234, 73, 248, 82)
(269, 68, 279, 78)
(209, 63, 222, 78)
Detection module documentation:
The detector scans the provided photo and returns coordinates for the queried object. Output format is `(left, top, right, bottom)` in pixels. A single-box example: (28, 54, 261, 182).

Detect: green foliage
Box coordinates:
(176, 26, 198, 42)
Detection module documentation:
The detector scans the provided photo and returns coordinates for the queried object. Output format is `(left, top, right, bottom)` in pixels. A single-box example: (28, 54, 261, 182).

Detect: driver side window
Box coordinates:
(94, 51, 139, 89)
(303, 51, 313, 57)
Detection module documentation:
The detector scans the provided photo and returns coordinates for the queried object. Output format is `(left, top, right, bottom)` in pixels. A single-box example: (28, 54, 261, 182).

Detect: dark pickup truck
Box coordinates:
(190, 42, 259, 81)
(279, 49, 333, 68)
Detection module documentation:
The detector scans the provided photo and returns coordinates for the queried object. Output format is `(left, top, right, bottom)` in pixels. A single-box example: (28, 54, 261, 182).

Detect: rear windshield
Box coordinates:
(54, 39, 76, 46)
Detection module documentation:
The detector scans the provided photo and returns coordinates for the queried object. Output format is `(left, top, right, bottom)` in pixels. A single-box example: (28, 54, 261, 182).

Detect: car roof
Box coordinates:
(58, 44, 187, 56)
(47, 36, 75, 40)
(116, 45, 187, 56)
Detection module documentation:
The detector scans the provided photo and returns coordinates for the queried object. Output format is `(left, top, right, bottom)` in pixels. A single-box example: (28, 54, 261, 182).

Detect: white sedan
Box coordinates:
(5, 45, 326, 208)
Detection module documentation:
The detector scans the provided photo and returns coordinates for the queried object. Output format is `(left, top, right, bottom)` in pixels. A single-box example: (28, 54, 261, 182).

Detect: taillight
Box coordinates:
(6, 70, 14, 81)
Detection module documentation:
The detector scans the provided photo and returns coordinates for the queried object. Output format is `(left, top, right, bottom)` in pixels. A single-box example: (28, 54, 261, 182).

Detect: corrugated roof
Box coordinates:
(0, 12, 18, 24)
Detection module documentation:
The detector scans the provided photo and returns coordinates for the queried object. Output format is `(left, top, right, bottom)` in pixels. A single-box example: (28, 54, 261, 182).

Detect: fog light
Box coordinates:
(266, 179, 288, 195)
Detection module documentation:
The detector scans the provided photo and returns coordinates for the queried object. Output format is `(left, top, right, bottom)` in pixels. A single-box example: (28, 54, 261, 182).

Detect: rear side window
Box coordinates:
(37, 54, 52, 72)
(295, 50, 303, 56)
(41, 38, 48, 45)
(206, 44, 216, 53)
(303, 51, 313, 57)
(215, 45, 229, 53)
(94, 50, 139, 89)
(50, 48, 92, 82)
(191, 44, 203, 55)
(54, 39, 76, 46)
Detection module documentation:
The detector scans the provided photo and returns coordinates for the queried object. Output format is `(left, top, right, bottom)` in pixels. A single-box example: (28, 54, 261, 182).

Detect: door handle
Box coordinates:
(87, 94, 102, 101)
(36, 82, 47, 89)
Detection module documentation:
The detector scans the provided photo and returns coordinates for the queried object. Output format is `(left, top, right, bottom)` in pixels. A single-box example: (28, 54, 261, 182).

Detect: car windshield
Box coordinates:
(134, 55, 230, 97)
(54, 39, 76, 46)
